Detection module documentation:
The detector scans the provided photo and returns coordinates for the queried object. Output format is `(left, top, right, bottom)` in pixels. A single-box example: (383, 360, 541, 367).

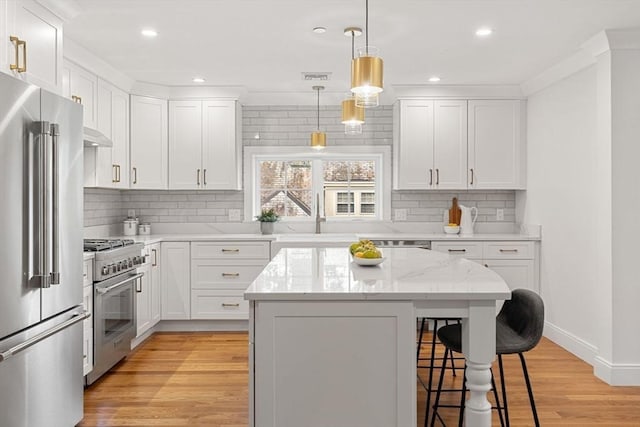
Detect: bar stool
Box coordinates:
(417, 317, 464, 425)
(430, 289, 544, 427)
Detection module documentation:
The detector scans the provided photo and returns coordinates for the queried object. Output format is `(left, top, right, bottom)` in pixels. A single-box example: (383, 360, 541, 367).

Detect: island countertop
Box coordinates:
(244, 247, 510, 301)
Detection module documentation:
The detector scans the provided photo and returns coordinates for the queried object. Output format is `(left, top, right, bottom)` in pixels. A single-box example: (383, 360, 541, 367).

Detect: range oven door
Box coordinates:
(87, 272, 143, 385)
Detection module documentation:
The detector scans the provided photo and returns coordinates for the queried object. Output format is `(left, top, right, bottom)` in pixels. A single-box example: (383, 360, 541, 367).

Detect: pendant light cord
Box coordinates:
(316, 88, 320, 130)
(365, 0, 369, 55)
(351, 30, 355, 60)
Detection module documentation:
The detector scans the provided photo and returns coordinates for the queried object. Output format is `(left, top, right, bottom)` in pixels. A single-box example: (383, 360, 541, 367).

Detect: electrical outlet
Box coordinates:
(228, 209, 241, 222)
(496, 209, 504, 221)
(127, 209, 136, 218)
(394, 209, 407, 221)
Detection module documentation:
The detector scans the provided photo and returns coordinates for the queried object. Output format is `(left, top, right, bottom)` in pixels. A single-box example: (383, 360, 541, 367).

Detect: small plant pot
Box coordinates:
(260, 222, 275, 235)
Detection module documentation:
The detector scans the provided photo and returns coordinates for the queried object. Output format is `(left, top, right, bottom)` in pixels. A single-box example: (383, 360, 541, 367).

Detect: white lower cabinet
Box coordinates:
(190, 241, 270, 320)
(136, 243, 162, 336)
(431, 240, 537, 292)
(161, 242, 190, 320)
(82, 258, 94, 376)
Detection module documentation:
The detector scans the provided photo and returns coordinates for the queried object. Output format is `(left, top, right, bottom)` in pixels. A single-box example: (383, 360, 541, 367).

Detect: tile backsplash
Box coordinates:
(84, 105, 515, 228)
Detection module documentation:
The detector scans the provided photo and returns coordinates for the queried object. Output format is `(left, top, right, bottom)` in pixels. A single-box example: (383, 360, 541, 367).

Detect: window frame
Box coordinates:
(244, 146, 391, 223)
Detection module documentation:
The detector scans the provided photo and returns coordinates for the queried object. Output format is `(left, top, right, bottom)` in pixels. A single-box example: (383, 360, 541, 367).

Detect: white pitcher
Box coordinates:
(459, 205, 478, 236)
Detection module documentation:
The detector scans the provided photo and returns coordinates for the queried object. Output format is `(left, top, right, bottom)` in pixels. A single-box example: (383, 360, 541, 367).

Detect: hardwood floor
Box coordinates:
(80, 332, 640, 426)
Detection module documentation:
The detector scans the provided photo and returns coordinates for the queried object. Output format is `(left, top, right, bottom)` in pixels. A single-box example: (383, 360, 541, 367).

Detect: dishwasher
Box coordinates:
(368, 239, 431, 250)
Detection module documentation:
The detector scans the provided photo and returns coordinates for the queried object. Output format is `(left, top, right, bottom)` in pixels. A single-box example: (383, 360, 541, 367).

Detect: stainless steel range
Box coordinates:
(84, 239, 144, 385)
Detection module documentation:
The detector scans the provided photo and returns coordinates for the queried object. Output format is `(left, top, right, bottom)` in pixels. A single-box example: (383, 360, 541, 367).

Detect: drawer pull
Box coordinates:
(448, 249, 466, 253)
(221, 249, 240, 253)
(222, 272, 240, 277)
(499, 249, 518, 253)
(222, 303, 240, 308)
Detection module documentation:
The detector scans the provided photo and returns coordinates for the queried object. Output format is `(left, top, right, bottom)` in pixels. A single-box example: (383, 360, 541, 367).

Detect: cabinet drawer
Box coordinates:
(431, 241, 483, 259)
(191, 290, 249, 320)
(83, 260, 93, 287)
(483, 241, 533, 259)
(191, 241, 270, 260)
(191, 262, 266, 290)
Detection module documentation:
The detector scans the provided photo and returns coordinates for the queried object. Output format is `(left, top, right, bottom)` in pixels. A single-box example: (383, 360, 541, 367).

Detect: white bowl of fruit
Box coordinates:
(349, 240, 385, 266)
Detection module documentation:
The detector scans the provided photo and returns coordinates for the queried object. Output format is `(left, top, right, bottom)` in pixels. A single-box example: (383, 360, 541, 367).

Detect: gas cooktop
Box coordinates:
(83, 239, 136, 252)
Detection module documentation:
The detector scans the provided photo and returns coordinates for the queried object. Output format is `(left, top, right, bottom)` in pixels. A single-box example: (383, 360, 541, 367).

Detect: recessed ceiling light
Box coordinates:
(312, 27, 327, 34)
(91, 142, 99, 146)
(475, 27, 493, 37)
(192, 77, 205, 83)
(141, 28, 158, 38)
(428, 76, 441, 82)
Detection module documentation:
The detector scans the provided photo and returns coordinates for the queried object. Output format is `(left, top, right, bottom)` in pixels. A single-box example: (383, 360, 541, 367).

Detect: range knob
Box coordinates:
(128, 259, 133, 268)
(102, 265, 109, 275)
(110, 264, 117, 274)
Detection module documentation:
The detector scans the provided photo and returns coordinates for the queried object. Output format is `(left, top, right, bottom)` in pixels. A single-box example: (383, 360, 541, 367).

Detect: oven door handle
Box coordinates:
(96, 273, 144, 295)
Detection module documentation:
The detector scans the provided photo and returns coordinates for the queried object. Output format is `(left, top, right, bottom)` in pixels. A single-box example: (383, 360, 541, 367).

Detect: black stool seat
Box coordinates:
(437, 321, 535, 355)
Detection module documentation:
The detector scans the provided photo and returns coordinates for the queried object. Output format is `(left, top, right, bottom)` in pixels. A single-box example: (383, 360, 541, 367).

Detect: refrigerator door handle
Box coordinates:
(0, 310, 89, 363)
(32, 121, 51, 289)
(50, 123, 60, 285)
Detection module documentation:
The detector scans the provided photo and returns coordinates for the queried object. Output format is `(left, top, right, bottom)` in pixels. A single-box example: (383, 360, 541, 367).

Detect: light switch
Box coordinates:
(394, 209, 407, 221)
(496, 209, 504, 221)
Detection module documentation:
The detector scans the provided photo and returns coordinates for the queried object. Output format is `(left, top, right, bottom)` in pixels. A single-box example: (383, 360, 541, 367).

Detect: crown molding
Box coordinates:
(36, 0, 81, 21)
(391, 84, 524, 99)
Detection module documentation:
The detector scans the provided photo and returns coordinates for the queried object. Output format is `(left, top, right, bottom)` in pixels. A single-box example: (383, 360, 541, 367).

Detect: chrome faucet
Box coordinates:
(315, 193, 325, 234)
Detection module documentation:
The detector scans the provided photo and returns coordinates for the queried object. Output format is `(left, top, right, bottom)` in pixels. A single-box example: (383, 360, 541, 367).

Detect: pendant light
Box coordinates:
(351, 0, 384, 108)
(310, 85, 326, 149)
(342, 27, 365, 135)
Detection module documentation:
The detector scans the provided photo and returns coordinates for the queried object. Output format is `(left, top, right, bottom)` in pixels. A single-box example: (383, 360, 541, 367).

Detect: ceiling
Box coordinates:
(65, 0, 640, 101)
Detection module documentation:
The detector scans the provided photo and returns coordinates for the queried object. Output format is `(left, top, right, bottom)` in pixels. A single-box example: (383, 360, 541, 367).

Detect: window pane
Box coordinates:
(259, 160, 312, 219)
(323, 160, 376, 219)
(260, 161, 285, 189)
(286, 190, 312, 217)
(286, 161, 312, 189)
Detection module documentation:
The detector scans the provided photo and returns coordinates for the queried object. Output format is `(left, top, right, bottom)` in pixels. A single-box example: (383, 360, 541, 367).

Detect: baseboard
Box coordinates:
(156, 319, 249, 332)
(543, 321, 598, 365)
(594, 357, 640, 386)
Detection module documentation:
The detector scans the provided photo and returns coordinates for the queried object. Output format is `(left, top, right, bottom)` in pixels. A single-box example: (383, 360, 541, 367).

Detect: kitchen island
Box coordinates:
(245, 247, 511, 427)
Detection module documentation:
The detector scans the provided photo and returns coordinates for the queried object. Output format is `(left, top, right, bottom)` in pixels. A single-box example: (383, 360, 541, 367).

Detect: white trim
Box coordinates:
(594, 357, 640, 386)
(243, 146, 392, 223)
(392, 84, 524, 99)
(543, 320, 598, 365)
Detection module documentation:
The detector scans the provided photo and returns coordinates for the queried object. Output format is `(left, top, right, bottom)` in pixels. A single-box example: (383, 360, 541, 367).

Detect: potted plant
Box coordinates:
(256, 208, 279, 235)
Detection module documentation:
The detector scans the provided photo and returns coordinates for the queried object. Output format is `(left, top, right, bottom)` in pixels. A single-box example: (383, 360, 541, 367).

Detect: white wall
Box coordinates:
(517, 65, 600, 360)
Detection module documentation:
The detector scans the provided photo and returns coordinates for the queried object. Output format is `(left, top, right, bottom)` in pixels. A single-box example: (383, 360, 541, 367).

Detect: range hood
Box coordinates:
(83, 127, 113, 148)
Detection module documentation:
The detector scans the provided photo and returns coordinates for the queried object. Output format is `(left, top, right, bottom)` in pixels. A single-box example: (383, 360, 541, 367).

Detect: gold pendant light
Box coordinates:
(342, 28, 365, 135)
(351, 0, 383, 108)
(310, 85, 326, 149)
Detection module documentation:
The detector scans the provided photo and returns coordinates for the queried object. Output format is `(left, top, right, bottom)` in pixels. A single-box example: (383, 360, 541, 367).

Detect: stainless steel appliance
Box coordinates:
(0, 72, 87, 427)
(369, 239, 432, 249)
(84, 239, 144, 385)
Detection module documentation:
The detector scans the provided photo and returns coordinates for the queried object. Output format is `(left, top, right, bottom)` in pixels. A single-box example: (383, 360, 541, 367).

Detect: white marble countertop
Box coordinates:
(108, 234, 276, 245)
(245, 247, 511, 301)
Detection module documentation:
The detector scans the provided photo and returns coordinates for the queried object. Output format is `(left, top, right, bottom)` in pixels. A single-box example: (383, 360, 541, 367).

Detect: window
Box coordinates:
(245, 146, 391, 222)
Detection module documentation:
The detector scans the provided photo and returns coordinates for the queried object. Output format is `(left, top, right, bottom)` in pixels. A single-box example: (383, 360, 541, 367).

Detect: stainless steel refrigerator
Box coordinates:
(0, 72, 86, 427)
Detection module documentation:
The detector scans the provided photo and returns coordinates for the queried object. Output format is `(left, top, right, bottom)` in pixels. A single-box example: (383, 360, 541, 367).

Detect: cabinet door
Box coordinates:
(169, 100, 202, 189)
(136, 263, 152, 337)
(161, 242, 190, 320)
(111, 86, 130, 188)
(394, 100, 434, 189)
(131, 95, 168, 189)
(149, 243, 161, 325)
(202, 100, 239, 189)
(483, 259, 535, 292)
(5, 0, 63, 93)
(63, 60, 97, 129)
(468, 100, 524, 189)
(92, 79, 114, 187)
(434, 100, 467, 189)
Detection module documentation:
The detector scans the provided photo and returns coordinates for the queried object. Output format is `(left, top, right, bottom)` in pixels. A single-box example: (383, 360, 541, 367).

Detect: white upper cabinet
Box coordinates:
(169, 99, 240, 190)
(468, 100, 526, 189)
(62, 60, 97, 128)
(169, 100, 203, 189)
(394, 99, 467, 189)
(130, 95, 168, 189)
(2, 0, 63, 93)
(394, 98, 525, 190)
(86, 78, 129, 188)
